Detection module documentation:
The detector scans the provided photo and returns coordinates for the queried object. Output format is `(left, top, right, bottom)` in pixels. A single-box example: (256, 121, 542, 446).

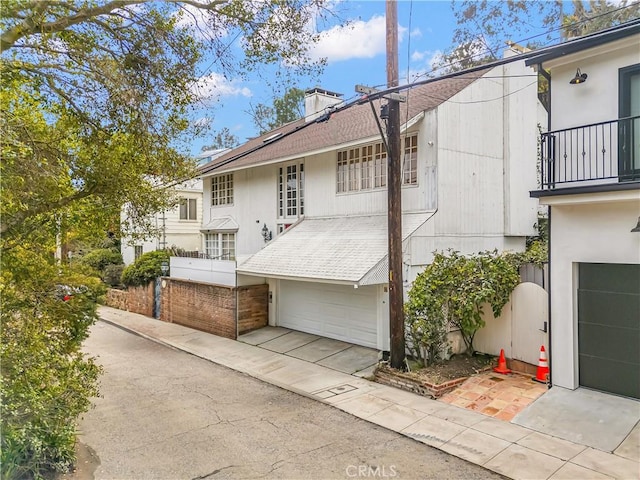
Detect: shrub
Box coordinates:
(405, 309, 450, 367)
(121, 250, 170, 287)
(406, 250, 520, 356)
(103, 264, 125, 287)
(78, 248, 123, 275)
(1, 249, 102, 479)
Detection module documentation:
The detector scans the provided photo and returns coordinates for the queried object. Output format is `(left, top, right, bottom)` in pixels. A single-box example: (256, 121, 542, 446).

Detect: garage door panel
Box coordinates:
(578, 323, 639, 364)
(579, 356, 640, 399)
(578, 290, 640, 329)
(279, 281, 378, 348)
(578, 263, 640, 399)
(579, 263, 640, 294)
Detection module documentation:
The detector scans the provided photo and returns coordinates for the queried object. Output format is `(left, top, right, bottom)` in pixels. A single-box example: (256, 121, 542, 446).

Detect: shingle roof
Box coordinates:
(200, 70, 489, 175)
(236, 213, 433, 284)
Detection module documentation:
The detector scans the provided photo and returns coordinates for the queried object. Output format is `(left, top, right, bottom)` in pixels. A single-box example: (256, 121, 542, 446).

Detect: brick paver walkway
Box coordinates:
(439, 371, 548, 421)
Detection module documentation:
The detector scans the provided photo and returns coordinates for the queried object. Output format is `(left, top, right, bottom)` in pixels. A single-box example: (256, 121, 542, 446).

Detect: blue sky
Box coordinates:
(187, 1, 557, 155)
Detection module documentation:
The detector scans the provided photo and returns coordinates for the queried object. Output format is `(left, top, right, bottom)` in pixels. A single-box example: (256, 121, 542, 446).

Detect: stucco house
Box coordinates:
(174, 51, 540, 352)
(527, 20, 640, 399)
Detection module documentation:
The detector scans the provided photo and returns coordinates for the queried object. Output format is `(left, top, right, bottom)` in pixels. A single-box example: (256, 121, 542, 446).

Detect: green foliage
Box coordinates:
(435, 1, 639, 74)
(251, 87, 305, 134)
(78, 248, 123, 275)
(1, 1, 335, 244)
(121, 250, 170, 287)
(103, 264, 125, 288)
(507, 240, 548, 269)
(405, 309, 450, 367)
(406, 250, 520, 356)
(201, 127, 240, 151)
(1, 248, 103, 479)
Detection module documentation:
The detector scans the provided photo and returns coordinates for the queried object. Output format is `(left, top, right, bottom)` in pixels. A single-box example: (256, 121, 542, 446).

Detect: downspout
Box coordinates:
(539, 65, 553, 387)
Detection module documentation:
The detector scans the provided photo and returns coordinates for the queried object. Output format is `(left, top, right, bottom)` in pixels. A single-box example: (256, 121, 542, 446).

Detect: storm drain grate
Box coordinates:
(313, 384, 357, 399)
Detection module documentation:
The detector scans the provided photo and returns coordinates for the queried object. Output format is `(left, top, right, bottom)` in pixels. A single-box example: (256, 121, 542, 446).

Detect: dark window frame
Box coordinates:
(618, 63, 640, 181)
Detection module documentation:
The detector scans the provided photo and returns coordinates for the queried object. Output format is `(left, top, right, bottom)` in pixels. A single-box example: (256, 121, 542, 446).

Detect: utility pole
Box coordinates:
(386, 0, 405, 370)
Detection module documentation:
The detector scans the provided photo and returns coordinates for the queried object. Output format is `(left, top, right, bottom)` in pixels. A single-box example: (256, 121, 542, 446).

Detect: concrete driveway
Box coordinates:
(239, 327, 379, 376)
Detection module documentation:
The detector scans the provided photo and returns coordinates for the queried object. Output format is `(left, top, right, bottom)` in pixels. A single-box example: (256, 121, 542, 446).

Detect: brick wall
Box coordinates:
(237, 284, 269, 335)
(160, 278, 237, 339)
(127, 283, 155, 317)
(105, 288, 128, 310)
(374, 364, 469, 399)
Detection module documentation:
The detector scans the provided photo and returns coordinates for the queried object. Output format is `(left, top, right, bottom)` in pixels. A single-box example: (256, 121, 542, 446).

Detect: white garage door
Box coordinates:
(278, 281, 378, 348)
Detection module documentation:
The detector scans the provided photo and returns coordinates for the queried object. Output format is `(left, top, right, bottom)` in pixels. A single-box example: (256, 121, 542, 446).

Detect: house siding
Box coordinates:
(122, 180, 203, 265)
(547, 38, 639, 131)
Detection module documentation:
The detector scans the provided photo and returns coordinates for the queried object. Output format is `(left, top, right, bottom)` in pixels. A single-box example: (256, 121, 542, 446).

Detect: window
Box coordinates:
(278, 162, 304, 219)
(374, 142, 387, 188)
(211, 174, 233, 206)
(403, 134, 418, 185)
(134, 245, 143, 260)
(204, 232, 236, 260)
(619, 64, 640, 180)
(179, 197, 197, 220)
(336, 135, 416, 192)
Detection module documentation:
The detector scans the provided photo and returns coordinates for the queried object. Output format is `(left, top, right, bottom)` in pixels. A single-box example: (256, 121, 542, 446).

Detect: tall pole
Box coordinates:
(386, 0, 405, 370)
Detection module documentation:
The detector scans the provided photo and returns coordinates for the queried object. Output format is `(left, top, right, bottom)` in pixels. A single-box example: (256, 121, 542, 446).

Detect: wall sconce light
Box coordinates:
(631, 217, 640, 233)
(261, 223, 272, 242)
(569, 68, 588, 85)
(160, 261, 169, 276)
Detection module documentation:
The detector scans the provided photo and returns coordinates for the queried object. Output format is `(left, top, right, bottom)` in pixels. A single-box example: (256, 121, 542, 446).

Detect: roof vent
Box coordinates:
(262, 132, 283, 144)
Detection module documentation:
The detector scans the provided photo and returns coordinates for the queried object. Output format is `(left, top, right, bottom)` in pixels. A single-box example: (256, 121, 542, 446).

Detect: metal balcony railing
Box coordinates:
(172, 250, 234, 261)
(540, 115, 640, 189)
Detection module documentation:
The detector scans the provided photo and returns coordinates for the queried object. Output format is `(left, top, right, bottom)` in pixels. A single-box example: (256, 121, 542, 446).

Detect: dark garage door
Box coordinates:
(578, 263, 640, 399)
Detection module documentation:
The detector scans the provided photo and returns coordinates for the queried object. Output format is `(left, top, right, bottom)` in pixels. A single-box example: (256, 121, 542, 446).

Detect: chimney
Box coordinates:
(304, 88, 343, 122)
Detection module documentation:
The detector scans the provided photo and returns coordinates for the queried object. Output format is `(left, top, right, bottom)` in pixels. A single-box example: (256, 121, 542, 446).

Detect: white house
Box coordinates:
(527, 20, 640, 399)
(121, 179, 203, 265)
(178, 52, 540, 351)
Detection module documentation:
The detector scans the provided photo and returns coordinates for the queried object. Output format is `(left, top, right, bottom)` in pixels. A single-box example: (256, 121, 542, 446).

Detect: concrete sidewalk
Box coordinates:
(97, 306, 639, 480)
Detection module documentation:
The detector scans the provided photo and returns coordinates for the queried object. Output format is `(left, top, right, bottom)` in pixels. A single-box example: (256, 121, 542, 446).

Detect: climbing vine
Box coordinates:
(405, 249, 520, 362)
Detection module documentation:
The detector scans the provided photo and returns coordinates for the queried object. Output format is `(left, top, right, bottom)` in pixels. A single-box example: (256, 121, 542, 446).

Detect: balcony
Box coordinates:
(537, 116, 640, 194)
(169, 253, 237, 287)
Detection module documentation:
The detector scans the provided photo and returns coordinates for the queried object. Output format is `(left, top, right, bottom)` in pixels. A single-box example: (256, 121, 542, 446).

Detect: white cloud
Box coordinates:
(309, 15, 407, 63)
(404, 50, 444, 83)
(174, 3, 228, 40)
(194, 117, 212, 128)
(310, 15, 386, 62)
(191, 72, 252, 102)
(410, 27, 422, 39)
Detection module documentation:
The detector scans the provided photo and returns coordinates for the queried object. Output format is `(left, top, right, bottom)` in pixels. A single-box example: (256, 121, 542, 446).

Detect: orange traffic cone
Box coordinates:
(533, 345, 549, 384)
(493, 349, 511, 374)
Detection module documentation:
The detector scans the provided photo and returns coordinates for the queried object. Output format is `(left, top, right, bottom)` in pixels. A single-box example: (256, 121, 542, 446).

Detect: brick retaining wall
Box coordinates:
(105, 288, 128, 310)
(127, 283, 155, 317)
(161, 278, 237, 339)
(237, 284, 269, 334)
(374, 364, 469, 399)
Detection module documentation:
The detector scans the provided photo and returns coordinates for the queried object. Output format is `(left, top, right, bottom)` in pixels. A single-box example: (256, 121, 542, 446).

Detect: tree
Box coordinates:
(1, 2, 335, 476)
(201, 127, 240, 151)
(562, 0, 640, 38)
(433, 0, 639, 74)
(1, 1, 332, 243)
(250, 87, 305, 134)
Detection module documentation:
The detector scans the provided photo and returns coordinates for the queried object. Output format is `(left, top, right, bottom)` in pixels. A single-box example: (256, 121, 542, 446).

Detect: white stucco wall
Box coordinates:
(546, 36, 639, 131)
(544, 196, 640, 389)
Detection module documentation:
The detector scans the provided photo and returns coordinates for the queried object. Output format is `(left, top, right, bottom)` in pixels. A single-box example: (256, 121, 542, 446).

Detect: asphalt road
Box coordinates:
(71, 321, 505, 480)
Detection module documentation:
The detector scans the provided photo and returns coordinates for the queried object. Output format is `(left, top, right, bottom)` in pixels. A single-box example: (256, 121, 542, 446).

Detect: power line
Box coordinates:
(410, 2, 640, 83)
